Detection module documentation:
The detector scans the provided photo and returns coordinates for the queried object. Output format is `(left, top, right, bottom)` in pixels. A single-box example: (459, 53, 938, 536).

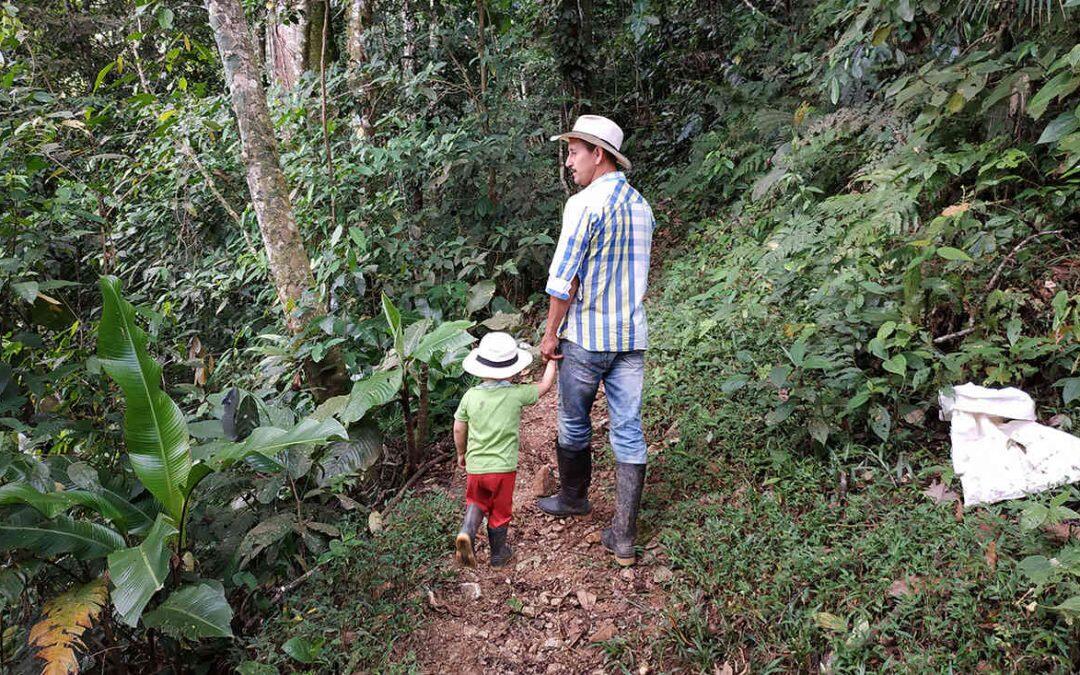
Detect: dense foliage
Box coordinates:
(0, 0, 1077, 671)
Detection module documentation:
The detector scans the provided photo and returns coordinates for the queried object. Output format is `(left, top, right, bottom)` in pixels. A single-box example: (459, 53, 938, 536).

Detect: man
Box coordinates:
(536, 114, 654, 567)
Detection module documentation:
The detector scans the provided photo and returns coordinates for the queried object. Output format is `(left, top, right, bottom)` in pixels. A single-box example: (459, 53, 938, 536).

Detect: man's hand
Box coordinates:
(540, 333, 562, 361)
(541, 277, 577, 362)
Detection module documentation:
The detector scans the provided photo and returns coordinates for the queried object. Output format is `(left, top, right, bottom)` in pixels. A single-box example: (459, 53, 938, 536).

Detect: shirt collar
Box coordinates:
(477, 380, 513, 389)
(593, 171, 624, 185)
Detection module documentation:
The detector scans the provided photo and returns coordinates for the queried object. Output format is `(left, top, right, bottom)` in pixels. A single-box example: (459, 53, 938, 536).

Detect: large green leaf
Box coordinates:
(107, 514, 177, 626)
(236, 513, 296, 568)
(0, 511, 124, 560)
(65, 462, 155, 534)
(402, 319, 433, 358)
(0, 482, 68, 518)
(142, 580, 233, 639)
(1028, 71, 1080, 120)
(97, 276, 191, 520)
(410, 321, 475, 364)
(465, 280, 497, 316)
(315, 424, 383, 487)
(339, 369, 402, 425)
(0, 476, 151, 535)
(203, 418, 347, 471)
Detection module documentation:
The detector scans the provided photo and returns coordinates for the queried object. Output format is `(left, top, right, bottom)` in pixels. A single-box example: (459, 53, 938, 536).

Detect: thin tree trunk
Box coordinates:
(401, 0, 417, 77)
(416, 364, 430, 450)
(400, 381, 418, 472)
(477, 0, 496, 205)
(206, 0, 348, 398)
(319, 0, 337, 229)
(401, 0, 423, 214)
(266, 0, 307, 89)
(345, 0, 372, 71)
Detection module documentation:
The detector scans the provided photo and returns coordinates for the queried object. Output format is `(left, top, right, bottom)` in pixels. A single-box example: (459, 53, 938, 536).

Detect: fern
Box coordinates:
(29, 577, 109, 675)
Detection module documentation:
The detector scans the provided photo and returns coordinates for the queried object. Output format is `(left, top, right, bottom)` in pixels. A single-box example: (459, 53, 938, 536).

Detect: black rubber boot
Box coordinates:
(536, 442, 592, 517)
(454, 504, 484, 567)
(488, 525, 513, 567)
(601, 462, 646, 566)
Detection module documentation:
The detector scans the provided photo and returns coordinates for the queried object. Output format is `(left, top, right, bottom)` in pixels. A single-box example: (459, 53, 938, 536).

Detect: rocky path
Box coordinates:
(399, 383, 672, 674)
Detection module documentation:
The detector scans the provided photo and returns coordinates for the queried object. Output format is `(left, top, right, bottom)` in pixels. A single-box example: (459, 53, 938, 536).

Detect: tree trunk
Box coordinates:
(206, 0, 348, 399)
(556, 0, 592, 117)
(401, 0, 417, 77)
(265, 0, 307, 89)
(345, 0, 372, 71)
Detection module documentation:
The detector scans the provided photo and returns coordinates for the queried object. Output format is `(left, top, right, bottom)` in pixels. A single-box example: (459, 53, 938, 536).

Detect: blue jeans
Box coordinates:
(557, 339, 647, 465)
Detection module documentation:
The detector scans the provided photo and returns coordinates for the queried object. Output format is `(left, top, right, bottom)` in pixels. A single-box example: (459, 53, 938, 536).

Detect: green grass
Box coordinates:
(232, 493, 457, 673)
(635, 230, 1080, 673)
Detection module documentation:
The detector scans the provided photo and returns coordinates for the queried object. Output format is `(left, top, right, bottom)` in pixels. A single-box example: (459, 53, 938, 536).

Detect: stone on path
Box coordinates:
(531, 464, 557, 497)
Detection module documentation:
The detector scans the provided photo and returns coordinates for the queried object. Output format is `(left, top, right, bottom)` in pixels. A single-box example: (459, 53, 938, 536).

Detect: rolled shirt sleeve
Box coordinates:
(545, 195, 593, 300)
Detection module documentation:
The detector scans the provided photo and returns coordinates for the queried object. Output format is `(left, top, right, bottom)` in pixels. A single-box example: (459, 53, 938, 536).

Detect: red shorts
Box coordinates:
(465, 471, 516, 528)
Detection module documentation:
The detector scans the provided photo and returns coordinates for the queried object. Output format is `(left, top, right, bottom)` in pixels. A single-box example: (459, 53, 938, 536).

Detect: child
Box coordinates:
(453, 331, 557, 567)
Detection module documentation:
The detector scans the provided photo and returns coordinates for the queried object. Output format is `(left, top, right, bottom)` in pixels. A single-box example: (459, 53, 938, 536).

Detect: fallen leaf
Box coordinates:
(903, 408, 926, 425)
(653, 566, 674, 583)
(887, 578, 911, 599)
(923, 479, 960, 505)
(1043, 522, 1073, 543)
(368, 510, 383, 533)
(985, 540, 997, 572)
(813, 612, 846, 632)
(714, 663, 734, 675)
(426, 589, 443, 610)
(585, 531, 602, 544)
(887, 575, 922, 599)
(336, 494, 361, 510)
(955, 499, 965, 522)
(589, 622, 617, 643)
(1047, 414, 1070, 429)
(460, 582, 481, 600)
(576, 589, 597, 610)
(941, 202, 970, 217)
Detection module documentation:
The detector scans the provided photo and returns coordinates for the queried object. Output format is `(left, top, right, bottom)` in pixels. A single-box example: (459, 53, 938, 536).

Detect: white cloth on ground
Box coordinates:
(939, 383, 1080, 506)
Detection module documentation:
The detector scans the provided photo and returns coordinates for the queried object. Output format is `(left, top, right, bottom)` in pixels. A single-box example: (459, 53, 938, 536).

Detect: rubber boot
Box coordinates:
(601, 463, 646, 566)
(454, 504, 484, 567)
(488, 525, 513, 567)
(536, 442, 592, 516)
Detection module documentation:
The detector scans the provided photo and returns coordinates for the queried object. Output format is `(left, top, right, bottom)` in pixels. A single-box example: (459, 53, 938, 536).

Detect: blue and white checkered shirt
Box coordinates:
(545, 171, 653, 352)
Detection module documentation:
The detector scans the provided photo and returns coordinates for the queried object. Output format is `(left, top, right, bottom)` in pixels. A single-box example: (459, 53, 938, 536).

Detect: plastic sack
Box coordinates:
(939, 383, 1080, 506)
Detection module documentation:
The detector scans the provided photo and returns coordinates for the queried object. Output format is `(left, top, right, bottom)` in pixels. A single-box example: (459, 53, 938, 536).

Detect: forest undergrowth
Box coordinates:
(2, 0, 1080, 672)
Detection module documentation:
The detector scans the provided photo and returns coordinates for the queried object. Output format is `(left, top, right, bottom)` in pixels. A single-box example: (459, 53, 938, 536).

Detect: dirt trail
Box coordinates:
(400, 384, 672, 673)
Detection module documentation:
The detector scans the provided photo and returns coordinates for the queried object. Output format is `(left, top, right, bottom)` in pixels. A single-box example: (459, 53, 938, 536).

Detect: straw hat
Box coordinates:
(550, 114, 632, 170)
(462, 332, 533, 379)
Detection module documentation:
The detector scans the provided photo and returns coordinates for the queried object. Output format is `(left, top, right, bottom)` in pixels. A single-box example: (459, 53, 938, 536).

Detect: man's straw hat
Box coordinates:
(551, 115, 632, 170)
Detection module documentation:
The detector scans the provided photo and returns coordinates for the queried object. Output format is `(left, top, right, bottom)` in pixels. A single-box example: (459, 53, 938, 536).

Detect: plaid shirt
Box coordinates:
(545, 171, 653, 352)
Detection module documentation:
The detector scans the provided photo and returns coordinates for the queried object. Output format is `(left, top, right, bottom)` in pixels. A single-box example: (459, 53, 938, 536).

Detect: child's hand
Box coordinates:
(457, 453, 466, 469)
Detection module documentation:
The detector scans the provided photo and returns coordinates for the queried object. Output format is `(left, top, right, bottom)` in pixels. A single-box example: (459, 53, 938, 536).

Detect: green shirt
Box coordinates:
(454, 381, 539, 474)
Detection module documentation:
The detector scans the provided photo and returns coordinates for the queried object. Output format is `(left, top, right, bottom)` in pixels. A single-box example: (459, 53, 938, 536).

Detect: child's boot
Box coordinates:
(455, 504, 484, 567)
(487, 525, 513, 567)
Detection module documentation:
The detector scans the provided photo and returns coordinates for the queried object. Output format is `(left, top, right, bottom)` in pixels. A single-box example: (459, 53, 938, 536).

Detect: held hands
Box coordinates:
(540, 333, 562, 361)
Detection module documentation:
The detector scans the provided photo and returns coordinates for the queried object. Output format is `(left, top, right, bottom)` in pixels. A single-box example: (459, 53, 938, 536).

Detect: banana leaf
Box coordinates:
(107, 514, 177, 626)
(97, 276, 191, 521)
(202, 417, 347, 471)
(142, 580, 233, 639)
(339, 369, 402, 425)
(410, 320, 474, 363)
(0, 510, 124, 559)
